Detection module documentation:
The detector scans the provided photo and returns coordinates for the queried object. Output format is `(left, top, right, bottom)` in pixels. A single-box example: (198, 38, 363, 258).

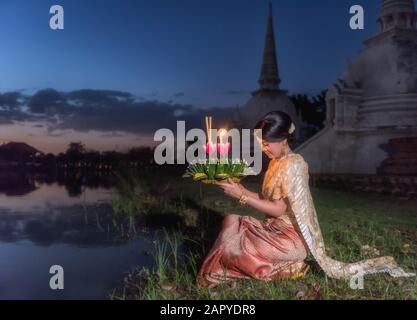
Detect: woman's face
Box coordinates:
(258, 138, 287, 159)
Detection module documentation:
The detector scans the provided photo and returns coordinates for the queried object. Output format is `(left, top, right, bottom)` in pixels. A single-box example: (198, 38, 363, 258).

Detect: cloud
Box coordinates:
(0, 91, 23, 110)
(66, 89, 135, 106)
(224, 90, 251, 96)
(47, 131, 68, 138)
(0, 109, 39, 124)
(0, 116, 14, 125)
(99, 131, 126, 138)
(172, 92, 185, 98)
(28, 88, 68, 114)
(0, 88, 236, 136)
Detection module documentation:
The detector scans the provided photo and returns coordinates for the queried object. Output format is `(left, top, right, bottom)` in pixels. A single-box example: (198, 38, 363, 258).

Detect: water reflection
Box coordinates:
(0, 172, 37, 196)
(0, 175, 155, 300)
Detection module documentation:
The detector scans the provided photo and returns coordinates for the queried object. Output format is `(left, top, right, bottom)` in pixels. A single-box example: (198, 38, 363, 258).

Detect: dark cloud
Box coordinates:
(224, 90, 251, 96)
(0, 88, 236, 135)
(0, 109, 39, 124)
(172, 92, 185, 98)
(0, 91, 23, 110)
(66, 89, 135, 106)
(28, 88, 68, 114)
(47, 131, 67, 137)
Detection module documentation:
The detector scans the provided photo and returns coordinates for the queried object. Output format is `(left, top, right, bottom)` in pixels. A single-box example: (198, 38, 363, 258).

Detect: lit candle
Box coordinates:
(217, 128, 230, 156)
(205, 141, 216, 155)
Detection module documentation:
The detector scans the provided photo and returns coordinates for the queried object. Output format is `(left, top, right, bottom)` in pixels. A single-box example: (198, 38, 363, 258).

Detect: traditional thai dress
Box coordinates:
(197, 152, 414, 288)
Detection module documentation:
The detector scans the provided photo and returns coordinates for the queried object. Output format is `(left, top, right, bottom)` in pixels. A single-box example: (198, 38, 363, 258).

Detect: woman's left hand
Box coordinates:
(217, 179, 243, 200)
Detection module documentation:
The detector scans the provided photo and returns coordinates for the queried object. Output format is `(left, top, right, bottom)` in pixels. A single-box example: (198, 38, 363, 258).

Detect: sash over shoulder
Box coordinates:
(273, 153, 415, 280)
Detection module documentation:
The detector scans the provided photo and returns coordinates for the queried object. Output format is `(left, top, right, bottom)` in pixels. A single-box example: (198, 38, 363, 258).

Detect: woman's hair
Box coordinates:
(254, 111, 295, 143)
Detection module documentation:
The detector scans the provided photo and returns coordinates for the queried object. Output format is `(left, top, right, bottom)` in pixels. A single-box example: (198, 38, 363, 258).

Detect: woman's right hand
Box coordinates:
(216, 179, 244, 200)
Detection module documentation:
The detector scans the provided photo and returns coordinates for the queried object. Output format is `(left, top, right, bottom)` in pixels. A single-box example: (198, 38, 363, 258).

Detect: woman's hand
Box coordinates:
(217, 179, 287, 218)
(217, 179, 244, 200)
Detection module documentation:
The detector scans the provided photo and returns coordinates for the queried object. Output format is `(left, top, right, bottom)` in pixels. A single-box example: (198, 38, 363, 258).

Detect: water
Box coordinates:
(0, 178, 156, 300)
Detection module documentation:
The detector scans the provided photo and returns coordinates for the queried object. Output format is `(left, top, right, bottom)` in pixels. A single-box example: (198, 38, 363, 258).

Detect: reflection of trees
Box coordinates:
(0, 142, 182, 197)
(55, 172, 114, 198)
(61, 173, 84, 197)
(0, 171, 115, 198)
(0, 171, 37, 196)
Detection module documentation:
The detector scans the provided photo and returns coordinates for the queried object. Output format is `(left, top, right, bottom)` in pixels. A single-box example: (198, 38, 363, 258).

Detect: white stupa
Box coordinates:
(296, 0, 417, 174)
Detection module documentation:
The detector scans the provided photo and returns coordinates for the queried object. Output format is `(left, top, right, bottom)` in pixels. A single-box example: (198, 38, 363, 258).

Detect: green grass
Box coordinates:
(110, 177, 417, 300)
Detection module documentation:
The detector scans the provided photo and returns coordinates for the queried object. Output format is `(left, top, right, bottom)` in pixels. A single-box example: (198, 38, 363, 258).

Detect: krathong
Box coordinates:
(183, 116, 254, 184)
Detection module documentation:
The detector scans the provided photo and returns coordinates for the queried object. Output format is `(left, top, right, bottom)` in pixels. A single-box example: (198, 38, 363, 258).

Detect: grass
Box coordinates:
(109, 175, 417, 300)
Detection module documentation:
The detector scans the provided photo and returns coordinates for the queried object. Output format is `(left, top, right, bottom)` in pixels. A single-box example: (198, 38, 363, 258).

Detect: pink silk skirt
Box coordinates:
(197, 214, 308, 288)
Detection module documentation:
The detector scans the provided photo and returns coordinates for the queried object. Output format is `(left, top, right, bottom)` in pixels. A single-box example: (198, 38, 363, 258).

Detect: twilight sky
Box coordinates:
(0, 0, 393, 153)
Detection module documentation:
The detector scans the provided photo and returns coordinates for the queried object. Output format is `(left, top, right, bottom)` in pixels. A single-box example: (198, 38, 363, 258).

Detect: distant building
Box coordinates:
(297, 0, 417, 175)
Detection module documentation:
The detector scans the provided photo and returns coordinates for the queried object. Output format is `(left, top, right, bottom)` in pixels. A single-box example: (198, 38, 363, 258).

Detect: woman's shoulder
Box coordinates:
(278, 152, 306, 165)
(278, 153, 308, 172)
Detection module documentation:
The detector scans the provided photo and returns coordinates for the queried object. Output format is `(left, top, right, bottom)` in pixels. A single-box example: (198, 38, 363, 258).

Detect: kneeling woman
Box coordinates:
(197, 111, 414, 288)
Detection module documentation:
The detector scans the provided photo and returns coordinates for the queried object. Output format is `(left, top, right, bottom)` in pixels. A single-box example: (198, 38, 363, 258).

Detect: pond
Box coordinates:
(0, 178, 156, 300)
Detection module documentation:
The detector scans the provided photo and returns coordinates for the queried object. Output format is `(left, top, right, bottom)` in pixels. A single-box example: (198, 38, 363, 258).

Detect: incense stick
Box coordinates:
(209, 116, 212, 143)
(205, 116, 209, 142)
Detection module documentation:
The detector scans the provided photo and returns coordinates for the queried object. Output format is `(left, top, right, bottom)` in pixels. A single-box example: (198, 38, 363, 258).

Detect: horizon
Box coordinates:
(0, 139, 157, 156)
(0, 0, 398, 153)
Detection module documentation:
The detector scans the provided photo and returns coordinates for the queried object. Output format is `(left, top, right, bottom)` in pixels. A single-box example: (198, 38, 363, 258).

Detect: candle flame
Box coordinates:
(218, 128, 228, 139)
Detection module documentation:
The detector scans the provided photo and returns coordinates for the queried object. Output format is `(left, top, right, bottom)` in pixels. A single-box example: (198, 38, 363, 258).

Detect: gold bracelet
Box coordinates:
(239, 193, 248, 205)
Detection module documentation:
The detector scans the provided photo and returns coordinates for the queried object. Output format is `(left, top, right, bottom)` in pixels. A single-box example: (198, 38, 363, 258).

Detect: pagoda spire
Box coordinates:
(257, 3, 281, 93)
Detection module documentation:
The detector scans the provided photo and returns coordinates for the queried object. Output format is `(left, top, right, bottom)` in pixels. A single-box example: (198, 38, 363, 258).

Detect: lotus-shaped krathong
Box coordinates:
(183, 116, 254, 184)
(183, 158, 254, 184)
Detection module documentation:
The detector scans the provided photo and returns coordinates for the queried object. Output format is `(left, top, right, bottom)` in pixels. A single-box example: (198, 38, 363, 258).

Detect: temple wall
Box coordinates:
(358, 94, 417, 128)
(296, 126, 417, 174)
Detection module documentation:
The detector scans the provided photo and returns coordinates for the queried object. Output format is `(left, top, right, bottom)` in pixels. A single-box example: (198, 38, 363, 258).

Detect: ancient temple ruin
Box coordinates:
(297, 0, 417, 176)
(234, 4, 302, 134)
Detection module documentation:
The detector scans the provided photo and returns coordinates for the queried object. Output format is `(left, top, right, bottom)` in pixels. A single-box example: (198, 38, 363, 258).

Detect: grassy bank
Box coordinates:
(110, 175, 417, 300)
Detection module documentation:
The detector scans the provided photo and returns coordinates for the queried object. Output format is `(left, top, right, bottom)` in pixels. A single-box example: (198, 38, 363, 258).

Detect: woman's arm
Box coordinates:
(239, 185, 261, 200)
(245, 196, 287, 218)
(218, 180, 287, 218)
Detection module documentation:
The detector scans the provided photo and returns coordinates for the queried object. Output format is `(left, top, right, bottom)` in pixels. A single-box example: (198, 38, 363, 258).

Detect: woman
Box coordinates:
(197, 111, 414, 288)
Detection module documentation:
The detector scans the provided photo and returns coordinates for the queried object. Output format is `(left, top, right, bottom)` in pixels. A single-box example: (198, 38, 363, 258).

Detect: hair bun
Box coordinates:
(254, 111, 295, 143)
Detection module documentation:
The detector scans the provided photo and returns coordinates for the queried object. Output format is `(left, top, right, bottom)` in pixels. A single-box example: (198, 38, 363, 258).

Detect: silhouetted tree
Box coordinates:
(66, 142, 86, 156)
(290, 90, 327, 139)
